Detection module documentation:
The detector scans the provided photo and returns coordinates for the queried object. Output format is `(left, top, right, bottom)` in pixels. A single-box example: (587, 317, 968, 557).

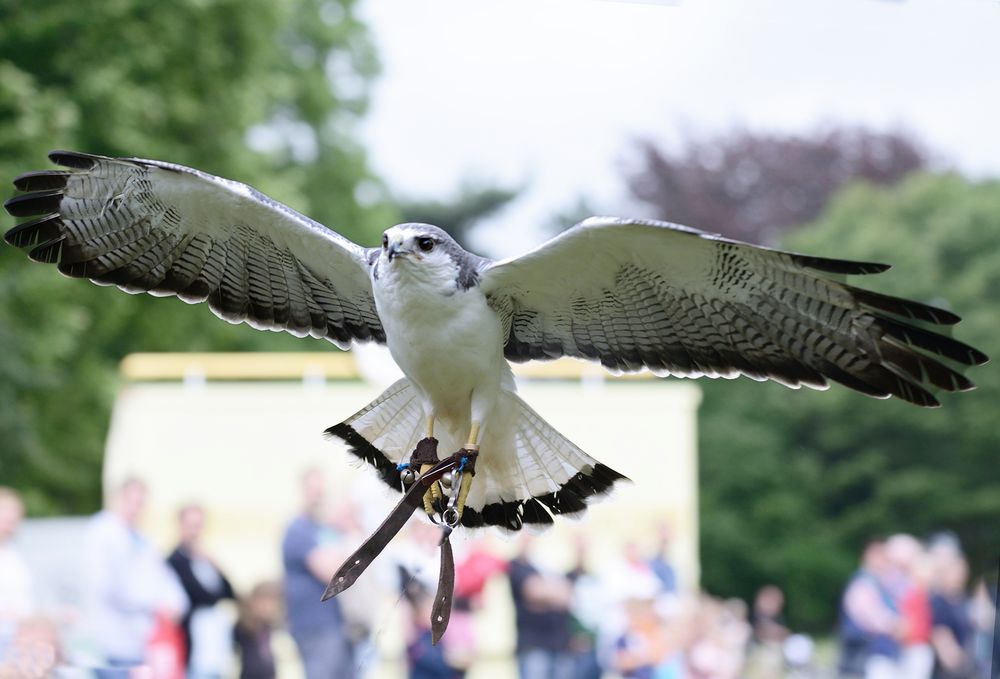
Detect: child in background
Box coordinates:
(233, 582, 282, 679)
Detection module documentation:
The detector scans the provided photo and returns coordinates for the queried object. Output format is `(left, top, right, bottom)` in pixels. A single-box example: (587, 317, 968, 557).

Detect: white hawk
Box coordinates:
(4, 151, 988, 531)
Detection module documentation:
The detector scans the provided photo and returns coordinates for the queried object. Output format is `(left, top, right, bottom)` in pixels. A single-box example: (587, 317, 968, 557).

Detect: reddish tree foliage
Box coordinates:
(626, 128, 929, 244)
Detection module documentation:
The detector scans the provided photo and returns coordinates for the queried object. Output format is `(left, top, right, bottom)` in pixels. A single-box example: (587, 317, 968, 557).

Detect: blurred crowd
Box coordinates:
(0, 480, 283, 679)
(0, 479, 995, 679)
(837, 534, 996, 679)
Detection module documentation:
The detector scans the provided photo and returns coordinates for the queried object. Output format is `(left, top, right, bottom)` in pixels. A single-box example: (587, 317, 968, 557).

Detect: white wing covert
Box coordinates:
(4, 151, 384, 347)
(480, 217, 986, 407)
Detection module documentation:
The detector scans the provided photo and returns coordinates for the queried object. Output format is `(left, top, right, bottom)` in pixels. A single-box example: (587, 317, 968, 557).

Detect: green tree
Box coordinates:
(697, 173, 999, 630)
(0, 0, 393, 514)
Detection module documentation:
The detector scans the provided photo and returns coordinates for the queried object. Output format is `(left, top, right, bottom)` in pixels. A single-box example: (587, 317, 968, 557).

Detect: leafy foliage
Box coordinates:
(0, 0, 391, 514)
(697, 174, 999, 629)
(627, 127, 927, 244)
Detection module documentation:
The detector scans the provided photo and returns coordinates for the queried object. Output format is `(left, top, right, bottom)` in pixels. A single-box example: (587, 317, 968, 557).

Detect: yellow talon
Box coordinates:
(454, 471, 474, 522)
(419, 463, 436, 515)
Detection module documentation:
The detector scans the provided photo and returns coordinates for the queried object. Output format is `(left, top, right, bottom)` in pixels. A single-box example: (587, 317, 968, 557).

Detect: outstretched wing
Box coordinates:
(4, 151, 384, 347)
(480, 217, 987, 407)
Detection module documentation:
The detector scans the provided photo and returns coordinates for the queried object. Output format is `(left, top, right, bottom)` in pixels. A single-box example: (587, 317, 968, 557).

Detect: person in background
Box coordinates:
(447, 540, 507, 673)
(394, 521, 476, 679)
(0, 617, 61, 677)
(839, 538, 902, 679)
(167, 503, 236, 678)
(0, 488, 34, 641)
(234, 581, 282, 679)
(401, 573, 466, 679)
(929, 550, 977, 679)
(746, 585, 789, 678)
(687, 596, 749, 679)
(886, 534, 933, 679)
(83, 477, 188, 678)
(751, 585, 789, 645)
(281, 467, 354, 679)
(613, 573, 682, 679)
(322, 499, 379, 671)
(566, 535, 604, 679)
(649, 521, 679, 595)
(968, 576, 997, 679)
(507, 535, 576, 679)
(992, 581, 999, 679)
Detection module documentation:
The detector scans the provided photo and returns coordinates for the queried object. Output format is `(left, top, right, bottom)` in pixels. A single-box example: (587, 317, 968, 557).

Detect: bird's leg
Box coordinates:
(423, 416, 445, 506)
(465, 421, 481, 450)
(442, 421, 481, 527)
(416, 417, 437, 510)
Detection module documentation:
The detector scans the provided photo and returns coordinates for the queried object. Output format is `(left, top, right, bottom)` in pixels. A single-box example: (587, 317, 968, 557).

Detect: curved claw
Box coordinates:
(419, 464, 436, 516)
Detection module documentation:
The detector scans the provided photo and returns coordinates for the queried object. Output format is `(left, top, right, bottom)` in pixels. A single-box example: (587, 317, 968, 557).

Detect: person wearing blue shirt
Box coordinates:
(281, 468, 354, 679)
(929, 553, 977, 679)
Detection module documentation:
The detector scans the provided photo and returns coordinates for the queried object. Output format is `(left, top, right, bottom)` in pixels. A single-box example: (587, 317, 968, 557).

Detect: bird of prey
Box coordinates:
(4, 151, 988, 531)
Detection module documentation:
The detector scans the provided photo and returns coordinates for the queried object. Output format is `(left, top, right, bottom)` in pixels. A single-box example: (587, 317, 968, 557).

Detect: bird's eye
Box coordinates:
(417, 237, 434, 252)
(382, 233, 389, 249)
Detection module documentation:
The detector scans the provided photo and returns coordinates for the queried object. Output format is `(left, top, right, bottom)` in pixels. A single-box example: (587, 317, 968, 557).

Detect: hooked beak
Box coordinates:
(387, 239, 408, 262)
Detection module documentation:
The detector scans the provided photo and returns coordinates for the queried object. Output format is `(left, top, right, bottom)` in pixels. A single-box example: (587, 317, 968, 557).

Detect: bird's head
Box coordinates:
(377, 223, 481, 291)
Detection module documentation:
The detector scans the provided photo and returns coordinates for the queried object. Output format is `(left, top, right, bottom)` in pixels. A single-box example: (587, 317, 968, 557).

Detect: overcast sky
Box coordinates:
(357, 0, 999, 255)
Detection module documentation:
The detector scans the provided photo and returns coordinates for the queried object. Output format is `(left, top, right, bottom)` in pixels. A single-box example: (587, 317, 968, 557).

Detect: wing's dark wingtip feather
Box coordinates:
(875, 315, 988, 366)
(963, 347, 989, 366)
(12, 170, 70, 192)
(4, 190, 64, 218)
(793, 253, 891, 275)
(48, 150, 100, 169)
(27, 236, 65, 264)
(852, 287, 963, 326)
(4, 213, 63, 248)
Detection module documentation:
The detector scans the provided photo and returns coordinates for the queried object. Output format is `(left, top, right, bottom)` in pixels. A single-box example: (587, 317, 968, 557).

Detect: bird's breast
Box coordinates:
(374, 270, 505, 415)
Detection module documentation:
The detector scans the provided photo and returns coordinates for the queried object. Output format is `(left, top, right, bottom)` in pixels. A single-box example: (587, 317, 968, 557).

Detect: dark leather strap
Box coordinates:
(322, 454, 458, 601)
(410, 437, 440, 466)
(431, 534, 455, 645)
(457, 448, 478, 475)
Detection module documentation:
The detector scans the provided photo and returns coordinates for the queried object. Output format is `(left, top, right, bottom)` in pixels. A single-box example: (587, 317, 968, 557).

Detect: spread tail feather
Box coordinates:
(325, 378, 628, 531)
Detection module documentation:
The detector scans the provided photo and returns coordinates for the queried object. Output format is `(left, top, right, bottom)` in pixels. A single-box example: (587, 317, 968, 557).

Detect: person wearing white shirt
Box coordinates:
(83, 477, 187, 677)
(0, 486, 34, 658)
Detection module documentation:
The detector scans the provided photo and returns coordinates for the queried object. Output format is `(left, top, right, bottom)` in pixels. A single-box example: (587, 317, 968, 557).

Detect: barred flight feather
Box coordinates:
(481, 216, 987, 406)
(4, 150, 384, 347)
